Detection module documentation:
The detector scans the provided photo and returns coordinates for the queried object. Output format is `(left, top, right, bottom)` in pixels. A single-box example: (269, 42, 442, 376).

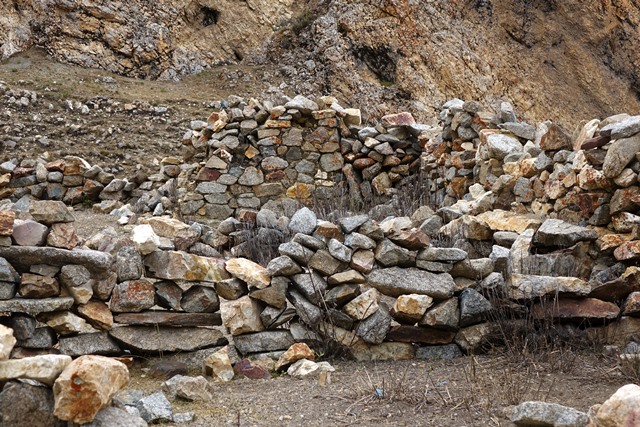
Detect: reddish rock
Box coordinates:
(109, 280, 155, 313)
(532, 298, 620, 321)
(233, 359, 270, 379)
(82, 179, 104, 199)
(381, 112, 415, 127)
(539, 123, 571, 150)
(45, 159, 65, 172)
(614, 240, 640, 260)
(195, 167, 222, 182)
(388, 228, 430, 250)
(265, 170, 286, 182)
(47, 222, 79, 250)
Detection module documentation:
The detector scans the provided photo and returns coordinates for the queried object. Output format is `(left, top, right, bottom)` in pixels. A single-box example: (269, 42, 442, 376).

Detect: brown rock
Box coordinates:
(29, 200, 75, 225)
(386, 326, 456, 344)
(150, 360, 188, 379)
(0, 210, 14, 236)
(622, 292, 640, 316)
(391, 294, 434, 324)
(46, 222, 79, 249)
(203, 346, 234, 382)
(614, 240, 640, 261)
(19, 273, 60, 298)
(532, 298, 620, 321)
(114, 312, 221, 327)
(77, 300, 113, 330)
(53, 355, 129, 424)
(233, 359, 270, 379)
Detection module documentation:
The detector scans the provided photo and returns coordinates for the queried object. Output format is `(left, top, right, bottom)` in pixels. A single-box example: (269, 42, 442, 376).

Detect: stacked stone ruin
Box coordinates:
(2, 95, 640, 424)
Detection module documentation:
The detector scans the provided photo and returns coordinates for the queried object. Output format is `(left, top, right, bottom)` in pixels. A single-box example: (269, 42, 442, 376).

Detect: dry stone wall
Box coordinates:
(1, 95, 640, 368)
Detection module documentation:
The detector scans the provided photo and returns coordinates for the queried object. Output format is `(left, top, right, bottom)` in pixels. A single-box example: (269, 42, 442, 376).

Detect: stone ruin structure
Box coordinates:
(1, 93, 640, 424)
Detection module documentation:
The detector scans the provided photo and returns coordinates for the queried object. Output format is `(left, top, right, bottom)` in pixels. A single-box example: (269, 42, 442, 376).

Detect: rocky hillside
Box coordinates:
(2, 0, 640, 126)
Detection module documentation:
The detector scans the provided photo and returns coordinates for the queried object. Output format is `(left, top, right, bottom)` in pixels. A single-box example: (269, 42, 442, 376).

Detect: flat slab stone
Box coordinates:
(58, 332, 122, 356)
(509, 274, 591, 299)
(386, 326, 456, 344)
(0, 297, 74, 314)
(113, 312, 222, 327)
(533, 219, 597, 247)
(144, 251, 229, 282)
(109, 326, 227, 353)
(0, 247, 113, 273)
(233, 330, 295, 355)
(368, 267, 455, 299)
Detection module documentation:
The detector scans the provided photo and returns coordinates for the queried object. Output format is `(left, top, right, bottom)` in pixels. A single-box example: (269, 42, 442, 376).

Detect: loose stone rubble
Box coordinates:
(1, 95, 640, 424)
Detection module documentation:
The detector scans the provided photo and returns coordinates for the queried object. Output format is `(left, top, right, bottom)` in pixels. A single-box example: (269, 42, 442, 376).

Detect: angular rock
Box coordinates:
(136, 392, 172, 423)
(0, 354, 71, 385)
(214, 278, 247, 300)
(0, 324, 16, 360)
(486, 133, 523, 160)
(115, 246, 143, 281)
(510, 401, 589, 427)
(181, 286, 220, 313)
(162, 375, 213, 401)
(109, 326, 227, 353)
(368, 267, 455, 299)
(595, 384, 640, 427)
(454, 323, 499, 354)
(355, 307, 392, 344)
(418, 247, 467, 262)
(29, 200, 75, 225)
(59, 264, 93, 304)
(220, 296, 264, 335)
(266, 256, 302, 277)
(46, 222, 78, 250)
(291, 271, 328, 305)
(110, 280, 155, 313)
(533, 219, 597, 247)
(374, 239, 415, 267)
(288, 207, 317, 235)
(82, 406, 147, 427)
(0, 381, 63, 427)
(18, 273, 59, 298)
(308, 250, 344, 276)
(603, 133, 640, 178)
(58, 332, 122, 356)
(40, 311, 96, 335)
(327, 239, 353, 263)
(532, 298, 620, 321)
(288, 289, 322, 326)
(391, 294, 434, 324)
(275, 342, 315, 371)
(600, 115, 640, 139)
(459, 288, 493, 327)
(343, 289, 380, 320)
(250, 278, 288, 309)
(12, 220, 48, 246)
(53, 355, 129, 424)
(0, 257, 19, 283)
(203, 346, 234, 382)
(144, 251, 229, 282)
(350, 250, 375, 273)
(77, 300, 113, 330)
(278, 242, 314, 264)
(233, 359, 270, 380)
(233, 330, 295, 355)
(415, 344, 463, 360)
(225, 258, 270, 289)
(508, 274, 591, 299)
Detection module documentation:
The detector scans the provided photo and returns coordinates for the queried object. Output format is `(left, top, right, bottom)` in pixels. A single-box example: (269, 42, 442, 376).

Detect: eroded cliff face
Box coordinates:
(0, 0, 296, 79)
(2, 0, 640, 125)
(264, 0, 640, 125)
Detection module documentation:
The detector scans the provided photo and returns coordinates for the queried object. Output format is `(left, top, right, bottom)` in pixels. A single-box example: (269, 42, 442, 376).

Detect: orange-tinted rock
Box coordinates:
(0, 210, 14, 236)
(47, 222, 79, 250)
(275, 343, 315, 371)
(614, 240, 640, 260)
(233, 359, 270, 379)
(77, 300, 114, 330)
(53, 355, 129, 424)
(109, 280, 155, 313)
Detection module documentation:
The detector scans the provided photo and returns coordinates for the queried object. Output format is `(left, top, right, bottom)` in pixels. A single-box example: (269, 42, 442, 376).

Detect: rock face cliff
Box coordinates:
(0, 0, 297, 79)
(2, 0, 640, 125)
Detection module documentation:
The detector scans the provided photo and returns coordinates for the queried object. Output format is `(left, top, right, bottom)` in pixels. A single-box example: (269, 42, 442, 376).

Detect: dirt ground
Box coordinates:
(0, 48, 286, 177)
(128, 353, 633, 427)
